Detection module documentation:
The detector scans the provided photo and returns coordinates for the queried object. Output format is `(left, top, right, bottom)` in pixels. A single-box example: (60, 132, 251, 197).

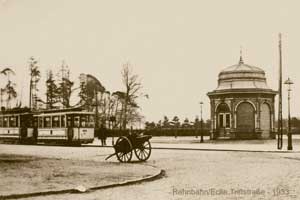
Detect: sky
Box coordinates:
(0, 0, 299, 123)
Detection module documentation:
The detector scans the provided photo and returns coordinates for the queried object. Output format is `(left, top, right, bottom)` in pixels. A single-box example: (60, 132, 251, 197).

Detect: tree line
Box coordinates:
(0, 57, 146, 130)
(145, 116, 211, 130)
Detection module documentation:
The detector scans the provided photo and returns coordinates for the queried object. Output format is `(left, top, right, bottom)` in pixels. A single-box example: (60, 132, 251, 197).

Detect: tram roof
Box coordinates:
(38, 107, 84, 113)
(34, 107, 94, 116)
(35, 111, 94, 116)
(0, 107, 94, 116)
(0, 107, 33, 115)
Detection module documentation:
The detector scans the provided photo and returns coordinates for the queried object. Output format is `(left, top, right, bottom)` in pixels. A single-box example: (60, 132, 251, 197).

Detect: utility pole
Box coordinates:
(277, 33, 283, 150)
(200, 101, 204, 143)
(61, 62, 66, 108)
(0, 89, 3, 109)
(95, 90, 99, 129)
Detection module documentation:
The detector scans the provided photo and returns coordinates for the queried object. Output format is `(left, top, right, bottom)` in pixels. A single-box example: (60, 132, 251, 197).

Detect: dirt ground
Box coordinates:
(0, 153, 158, 197)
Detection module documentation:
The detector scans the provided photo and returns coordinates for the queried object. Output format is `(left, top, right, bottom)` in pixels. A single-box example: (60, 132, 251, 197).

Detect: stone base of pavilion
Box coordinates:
(210, 129, 277, 140)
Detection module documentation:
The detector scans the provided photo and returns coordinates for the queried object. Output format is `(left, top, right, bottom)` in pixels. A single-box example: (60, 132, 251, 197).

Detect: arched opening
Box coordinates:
(236, 102, 255, 132)
(260, 103, 271, 137)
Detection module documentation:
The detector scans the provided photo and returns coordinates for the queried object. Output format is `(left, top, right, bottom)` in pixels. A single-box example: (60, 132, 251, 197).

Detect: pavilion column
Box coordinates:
(210, 100, 214, 130)
(256, 100, 261, 130)
(230, 100, 235, 130)
(234, 111, 237, 128)
(254, 112, 258, 129)
(272, 100, 276, 131)
(210, 99, 217, 139)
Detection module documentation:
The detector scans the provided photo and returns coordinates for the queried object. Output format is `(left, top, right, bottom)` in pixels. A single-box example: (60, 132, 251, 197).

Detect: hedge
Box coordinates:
(96, 128, 210, 138)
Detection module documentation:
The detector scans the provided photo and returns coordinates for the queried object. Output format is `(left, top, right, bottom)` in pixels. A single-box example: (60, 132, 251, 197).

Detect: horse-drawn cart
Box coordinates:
(106, 133, 152, 162)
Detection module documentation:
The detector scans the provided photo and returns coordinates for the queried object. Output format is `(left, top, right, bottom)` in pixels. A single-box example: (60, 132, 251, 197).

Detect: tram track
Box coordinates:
(2, 141, 300, 153)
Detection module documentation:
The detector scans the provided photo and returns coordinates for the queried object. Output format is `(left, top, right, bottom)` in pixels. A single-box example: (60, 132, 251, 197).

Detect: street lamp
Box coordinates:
(284, 77, 293, 150)
(200, 102, 204, 143)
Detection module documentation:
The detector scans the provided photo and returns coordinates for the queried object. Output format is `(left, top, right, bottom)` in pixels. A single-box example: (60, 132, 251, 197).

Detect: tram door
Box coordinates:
(20, 115, 27, 138)
(66, 115, 74, 141)
(20, 114, 34, 141)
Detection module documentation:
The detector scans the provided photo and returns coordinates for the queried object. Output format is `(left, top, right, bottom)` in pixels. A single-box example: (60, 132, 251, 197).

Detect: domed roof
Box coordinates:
(216, 56, 271, 91)
(221, 61, 264, 73)
(220, 55, 264, 73)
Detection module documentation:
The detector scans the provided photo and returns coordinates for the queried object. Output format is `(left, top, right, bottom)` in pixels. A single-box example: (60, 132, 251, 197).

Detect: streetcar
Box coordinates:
(0, 107, 96, 145)
(0, 108, 35, 144)
(34, 109, 95, 145)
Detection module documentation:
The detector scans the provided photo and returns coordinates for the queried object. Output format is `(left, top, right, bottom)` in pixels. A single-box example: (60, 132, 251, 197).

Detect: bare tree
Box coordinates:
(121, 62, 143, 129)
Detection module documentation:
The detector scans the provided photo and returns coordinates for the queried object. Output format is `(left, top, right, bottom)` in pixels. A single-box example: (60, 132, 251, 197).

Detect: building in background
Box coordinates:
(207, 55, 277, 139)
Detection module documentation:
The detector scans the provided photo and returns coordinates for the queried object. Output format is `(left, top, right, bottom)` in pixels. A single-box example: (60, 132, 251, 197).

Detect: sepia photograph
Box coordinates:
(0, 0, 300, 199)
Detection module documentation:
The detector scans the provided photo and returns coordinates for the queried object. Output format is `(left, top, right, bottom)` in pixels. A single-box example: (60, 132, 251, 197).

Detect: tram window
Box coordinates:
(52, 116, 60, 128)
(61, 116, 66, 127)
(88, 115, 95, 128)
(0, 117, 2, 127)
(44, 117, 51, 128)
(3, 117, 8, 127)
(38, 117, 43, 128)
(9, 116, 18, 127)
(33, 117, 38, 127)
(67, 116, 72, 127)
(81, 115, 87, 127)
(74, 116, 80, 127)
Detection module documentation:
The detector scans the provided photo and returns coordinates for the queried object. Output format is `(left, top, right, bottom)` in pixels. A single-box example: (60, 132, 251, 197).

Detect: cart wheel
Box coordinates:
(116, 136, 133, 163)
(134, 140, 151, 161)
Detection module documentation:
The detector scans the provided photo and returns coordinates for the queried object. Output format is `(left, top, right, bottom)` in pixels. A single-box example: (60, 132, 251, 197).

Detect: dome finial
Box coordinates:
(239, 46, 244, 64)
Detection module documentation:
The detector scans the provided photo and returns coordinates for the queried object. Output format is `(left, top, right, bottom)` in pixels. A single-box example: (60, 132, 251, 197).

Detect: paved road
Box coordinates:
(92, 136, 300, 152)
(2, 144, 300, 200)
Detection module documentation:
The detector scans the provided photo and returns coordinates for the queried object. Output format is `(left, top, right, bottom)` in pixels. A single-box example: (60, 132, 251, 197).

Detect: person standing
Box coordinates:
(98, 125, 107, 146)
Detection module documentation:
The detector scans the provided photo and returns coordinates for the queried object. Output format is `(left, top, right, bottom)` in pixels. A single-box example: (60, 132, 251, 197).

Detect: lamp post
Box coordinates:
(200, 102, 204, 143)
(284, 77, 293, 150)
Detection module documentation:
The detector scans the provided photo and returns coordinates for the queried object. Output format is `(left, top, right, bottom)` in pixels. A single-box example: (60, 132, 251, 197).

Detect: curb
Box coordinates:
(152, 147, 300, 153)
(85, 145, 300, 153)
(0, 166, 165, 200)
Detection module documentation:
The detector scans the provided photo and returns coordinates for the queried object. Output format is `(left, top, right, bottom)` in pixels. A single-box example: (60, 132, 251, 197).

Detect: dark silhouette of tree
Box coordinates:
(57, 62, 73, 108)
(145, 121, 156, 130)
(4, 80, 17, 109)
(0, 88, 5, 108)
(46, 70, 59, 109)
(171, 116, 180, 138)
(111, 91, 126, 128)
(182, 117, 191, 128)
(291, 117, 300, 128)
(0, 68, 17, 109)
(194, 116, 200, 128)
(171, 116, 180, 128)
(162, 116, 170, 128)
(79, 74, 105, 110)
(28, 57, 41, 110)
(157, 120, 162, 128)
